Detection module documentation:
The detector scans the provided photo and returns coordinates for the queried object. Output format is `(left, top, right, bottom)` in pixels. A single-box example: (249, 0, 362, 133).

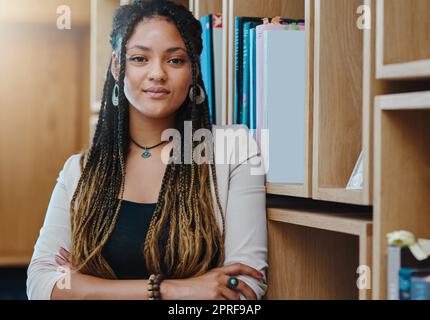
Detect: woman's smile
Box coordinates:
(143, 91, 170, 99)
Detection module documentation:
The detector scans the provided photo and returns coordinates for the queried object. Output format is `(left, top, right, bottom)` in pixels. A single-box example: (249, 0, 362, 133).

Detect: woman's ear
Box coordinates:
(111, 51, 120, 81)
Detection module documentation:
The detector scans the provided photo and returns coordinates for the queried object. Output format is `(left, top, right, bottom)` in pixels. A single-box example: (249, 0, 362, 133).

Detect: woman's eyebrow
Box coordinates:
(126, 45, 187, 53)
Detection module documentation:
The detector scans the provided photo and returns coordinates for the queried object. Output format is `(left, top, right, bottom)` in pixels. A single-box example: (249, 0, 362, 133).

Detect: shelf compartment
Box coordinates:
(267, 207, 372, 300)
(313, 0, 380, 206)
(376, 0, 430, 79)
(226, 0, 313, 198)
(373, 91, 430, 299)
(265, 0, 314, 199)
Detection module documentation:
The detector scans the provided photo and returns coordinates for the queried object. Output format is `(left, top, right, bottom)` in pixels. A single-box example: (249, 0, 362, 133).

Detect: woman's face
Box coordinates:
(113, 17, 195, 118)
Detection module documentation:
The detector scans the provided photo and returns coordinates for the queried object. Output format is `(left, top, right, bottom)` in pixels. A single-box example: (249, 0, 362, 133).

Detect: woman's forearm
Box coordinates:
(51, 273, 150, 300)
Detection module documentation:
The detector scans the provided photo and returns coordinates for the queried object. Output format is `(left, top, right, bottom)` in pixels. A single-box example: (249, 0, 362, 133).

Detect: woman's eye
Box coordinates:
(169, 58, 185, 65)
(128, 56, 147, 63)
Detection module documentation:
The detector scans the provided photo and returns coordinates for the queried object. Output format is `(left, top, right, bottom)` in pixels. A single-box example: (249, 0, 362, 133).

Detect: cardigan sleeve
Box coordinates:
(222, 129, 268, 300)
(26, 154, 79, 300)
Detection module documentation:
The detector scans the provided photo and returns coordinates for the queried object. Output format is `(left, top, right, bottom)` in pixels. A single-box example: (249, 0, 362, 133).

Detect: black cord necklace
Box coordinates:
(130, 137, 169, 159)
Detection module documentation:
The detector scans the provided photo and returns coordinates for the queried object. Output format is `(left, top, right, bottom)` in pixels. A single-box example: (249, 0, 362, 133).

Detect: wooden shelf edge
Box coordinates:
(266, 182, 307, 198)
(0, 255, 31, 266)
(376, 59, 430, 80)
(375, 91, 430, 111)
(313, 188, 370, 206)
(267, 207, 372, 237)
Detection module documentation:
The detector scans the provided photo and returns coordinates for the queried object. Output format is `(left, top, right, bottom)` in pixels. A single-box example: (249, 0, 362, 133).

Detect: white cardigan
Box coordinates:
(26, 125, 268, 300)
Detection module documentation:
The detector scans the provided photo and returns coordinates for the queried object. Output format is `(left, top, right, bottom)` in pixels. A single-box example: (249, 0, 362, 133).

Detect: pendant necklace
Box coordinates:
(130, 137, 169, 159)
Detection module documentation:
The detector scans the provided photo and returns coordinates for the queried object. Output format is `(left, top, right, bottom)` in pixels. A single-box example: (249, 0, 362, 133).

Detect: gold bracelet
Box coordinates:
(148, 274, 163, 300)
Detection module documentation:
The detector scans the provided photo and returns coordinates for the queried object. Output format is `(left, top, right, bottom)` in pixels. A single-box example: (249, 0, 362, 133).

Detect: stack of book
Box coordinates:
(199, 15, 307, 185)
(387, 246, 430, 300)
(236, 17, 305, 184)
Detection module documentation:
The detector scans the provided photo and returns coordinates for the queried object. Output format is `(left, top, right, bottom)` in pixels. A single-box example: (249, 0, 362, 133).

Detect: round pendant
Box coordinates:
(142, 150, 151, 158)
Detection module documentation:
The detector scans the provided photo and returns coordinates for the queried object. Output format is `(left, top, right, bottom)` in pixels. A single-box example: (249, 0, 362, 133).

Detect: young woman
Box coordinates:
(27, 0, 267, 300)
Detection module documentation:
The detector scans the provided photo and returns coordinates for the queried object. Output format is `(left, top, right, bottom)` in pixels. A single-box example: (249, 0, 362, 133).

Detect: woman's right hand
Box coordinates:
(161, 263, 264, 300)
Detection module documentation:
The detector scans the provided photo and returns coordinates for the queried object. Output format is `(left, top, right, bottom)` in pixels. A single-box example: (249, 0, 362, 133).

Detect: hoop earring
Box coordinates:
(189, 84, 206, 105)
(112, 82, 119, 107)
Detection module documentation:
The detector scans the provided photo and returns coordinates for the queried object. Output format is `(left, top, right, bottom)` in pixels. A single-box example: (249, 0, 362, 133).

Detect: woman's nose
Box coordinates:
(148, 61, 166, 81)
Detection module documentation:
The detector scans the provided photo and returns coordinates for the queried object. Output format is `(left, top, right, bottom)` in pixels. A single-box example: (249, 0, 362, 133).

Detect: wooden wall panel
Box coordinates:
(0, 23, 90, 265)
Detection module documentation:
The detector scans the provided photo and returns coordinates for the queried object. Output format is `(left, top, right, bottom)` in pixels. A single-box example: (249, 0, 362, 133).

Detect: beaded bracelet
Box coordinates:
(147, 274, 163, 300)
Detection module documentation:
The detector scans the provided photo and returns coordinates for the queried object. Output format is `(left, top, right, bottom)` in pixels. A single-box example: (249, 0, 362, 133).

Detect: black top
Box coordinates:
(102, 200, 156, 279)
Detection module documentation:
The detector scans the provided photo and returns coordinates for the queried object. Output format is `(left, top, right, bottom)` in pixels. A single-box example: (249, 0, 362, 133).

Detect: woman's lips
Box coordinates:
(144, 91, 170, 99)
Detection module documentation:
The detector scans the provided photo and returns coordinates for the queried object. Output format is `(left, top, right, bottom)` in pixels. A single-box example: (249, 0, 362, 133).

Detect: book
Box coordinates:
(255, 21, 304, 146)
(234, 17, 264, 124)
(411, 275, 430, 300)
(399, 268, 430, 300)
(212, 13, 223, 125)
(263, 28, 306, 184)
(242, 21, 263, 127)
(199, 15, 215, 124)
(249, 26, 257, 132)
(256, 23, 287, 147)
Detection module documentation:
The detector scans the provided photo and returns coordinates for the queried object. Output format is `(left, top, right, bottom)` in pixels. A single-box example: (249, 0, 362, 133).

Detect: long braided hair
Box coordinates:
(70, 0, 225, 279)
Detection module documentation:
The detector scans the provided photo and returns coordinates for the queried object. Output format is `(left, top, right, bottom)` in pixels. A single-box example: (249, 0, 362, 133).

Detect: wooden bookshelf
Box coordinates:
(267, 206, 372, 300)
(311, 0, 421, 206)
(313, 0, 371, 206)
(376, 0, 430, 79)
(373, 91, 430, 299)
(205, 0, 430, 301)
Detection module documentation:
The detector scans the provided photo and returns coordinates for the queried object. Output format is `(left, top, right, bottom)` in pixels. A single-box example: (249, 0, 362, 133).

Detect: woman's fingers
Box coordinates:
(55, 255, 67, 266)
(234, 279, 257, 300)
(59, 247, 71, 261)
(222, 263, 263, 280)
(220, 286, 241, 300)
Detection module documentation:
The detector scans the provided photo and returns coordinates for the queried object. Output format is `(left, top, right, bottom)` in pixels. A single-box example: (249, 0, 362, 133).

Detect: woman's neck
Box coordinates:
(128, 106, 177, 148)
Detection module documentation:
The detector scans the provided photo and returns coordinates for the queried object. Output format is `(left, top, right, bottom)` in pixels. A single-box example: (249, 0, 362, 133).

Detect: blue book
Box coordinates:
(399, 268, 430, 300)
(241, 22, 251, 126)
(200, 15, 215, 124)
(234, 17, 263, 124)
(411, 276, 430, 300)
(249, 27, 257, 132)
(242, 21, 262, 127)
